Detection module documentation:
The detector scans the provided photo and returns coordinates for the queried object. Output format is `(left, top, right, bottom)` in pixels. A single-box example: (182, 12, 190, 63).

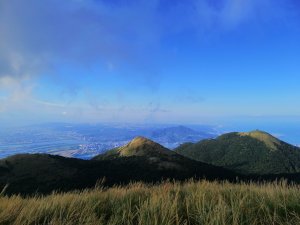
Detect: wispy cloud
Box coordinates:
(0, 0, 298, 123)
(0, 0, 160, 79)
(32, 100, 66, 108)
(1, 0, 294, 80)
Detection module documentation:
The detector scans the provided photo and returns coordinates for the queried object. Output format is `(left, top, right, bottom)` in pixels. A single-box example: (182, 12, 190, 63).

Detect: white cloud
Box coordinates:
(194, 0, 286, 31)
(0, 0, 290, 80)
(0, 0, 297, 124)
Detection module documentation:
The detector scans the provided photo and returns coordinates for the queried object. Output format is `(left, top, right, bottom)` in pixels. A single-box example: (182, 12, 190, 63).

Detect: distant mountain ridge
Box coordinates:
(175, 130, 300, 174)
(148, 125, 214, 149)
(0, 124, 215, 159)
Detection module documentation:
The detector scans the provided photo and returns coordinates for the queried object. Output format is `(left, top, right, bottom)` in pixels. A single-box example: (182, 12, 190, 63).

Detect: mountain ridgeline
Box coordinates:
(0, 137, 236, 195)
(93, 136, 237, 181)
(175, 130, 300, 174)
(1, 130, 300, 195)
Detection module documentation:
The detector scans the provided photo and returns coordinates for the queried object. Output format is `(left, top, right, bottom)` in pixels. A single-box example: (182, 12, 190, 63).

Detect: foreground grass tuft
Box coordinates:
(0, 180, 299, 225)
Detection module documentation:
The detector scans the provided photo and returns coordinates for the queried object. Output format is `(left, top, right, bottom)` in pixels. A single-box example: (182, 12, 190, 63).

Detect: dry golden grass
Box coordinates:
(238, 130, 280, 151)
(0, 180, 300, 225)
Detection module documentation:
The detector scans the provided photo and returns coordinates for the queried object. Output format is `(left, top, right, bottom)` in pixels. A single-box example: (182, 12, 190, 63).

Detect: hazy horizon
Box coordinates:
(2, 120, 300, 146)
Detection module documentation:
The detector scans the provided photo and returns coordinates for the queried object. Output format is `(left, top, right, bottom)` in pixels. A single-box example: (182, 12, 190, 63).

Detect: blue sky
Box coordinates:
(0, 0, 300, 125)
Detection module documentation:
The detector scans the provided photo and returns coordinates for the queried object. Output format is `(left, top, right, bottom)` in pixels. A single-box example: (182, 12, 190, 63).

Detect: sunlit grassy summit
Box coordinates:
(176, 130, 300, 174)
(238, 130, 281, 151)
(94, 136, 175, 159)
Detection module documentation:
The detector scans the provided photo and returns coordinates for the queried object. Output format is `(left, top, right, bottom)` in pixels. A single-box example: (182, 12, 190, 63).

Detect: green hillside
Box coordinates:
(0, 137, 237, 195)
(93, 136, 237, 181)
(2, 134, 300, 195)
(175, 130, 300, 174)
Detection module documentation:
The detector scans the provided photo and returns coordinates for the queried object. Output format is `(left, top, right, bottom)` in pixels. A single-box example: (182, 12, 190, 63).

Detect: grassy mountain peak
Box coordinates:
(94, 136, 175, 160)
(93, 137, 238, 178)
(117, 136, 175, 157)
(175, 130, 300, 174)
(238, 130, 280, 151)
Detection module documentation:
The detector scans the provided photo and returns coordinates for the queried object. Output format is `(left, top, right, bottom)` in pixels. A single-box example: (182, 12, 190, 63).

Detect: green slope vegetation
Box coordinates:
(0, 137, 237, 195)
(2, 134, 300, 195)
(1, 180, 300, 225)
(175, 130, 300, 174)
(93, 136, 237, 181)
